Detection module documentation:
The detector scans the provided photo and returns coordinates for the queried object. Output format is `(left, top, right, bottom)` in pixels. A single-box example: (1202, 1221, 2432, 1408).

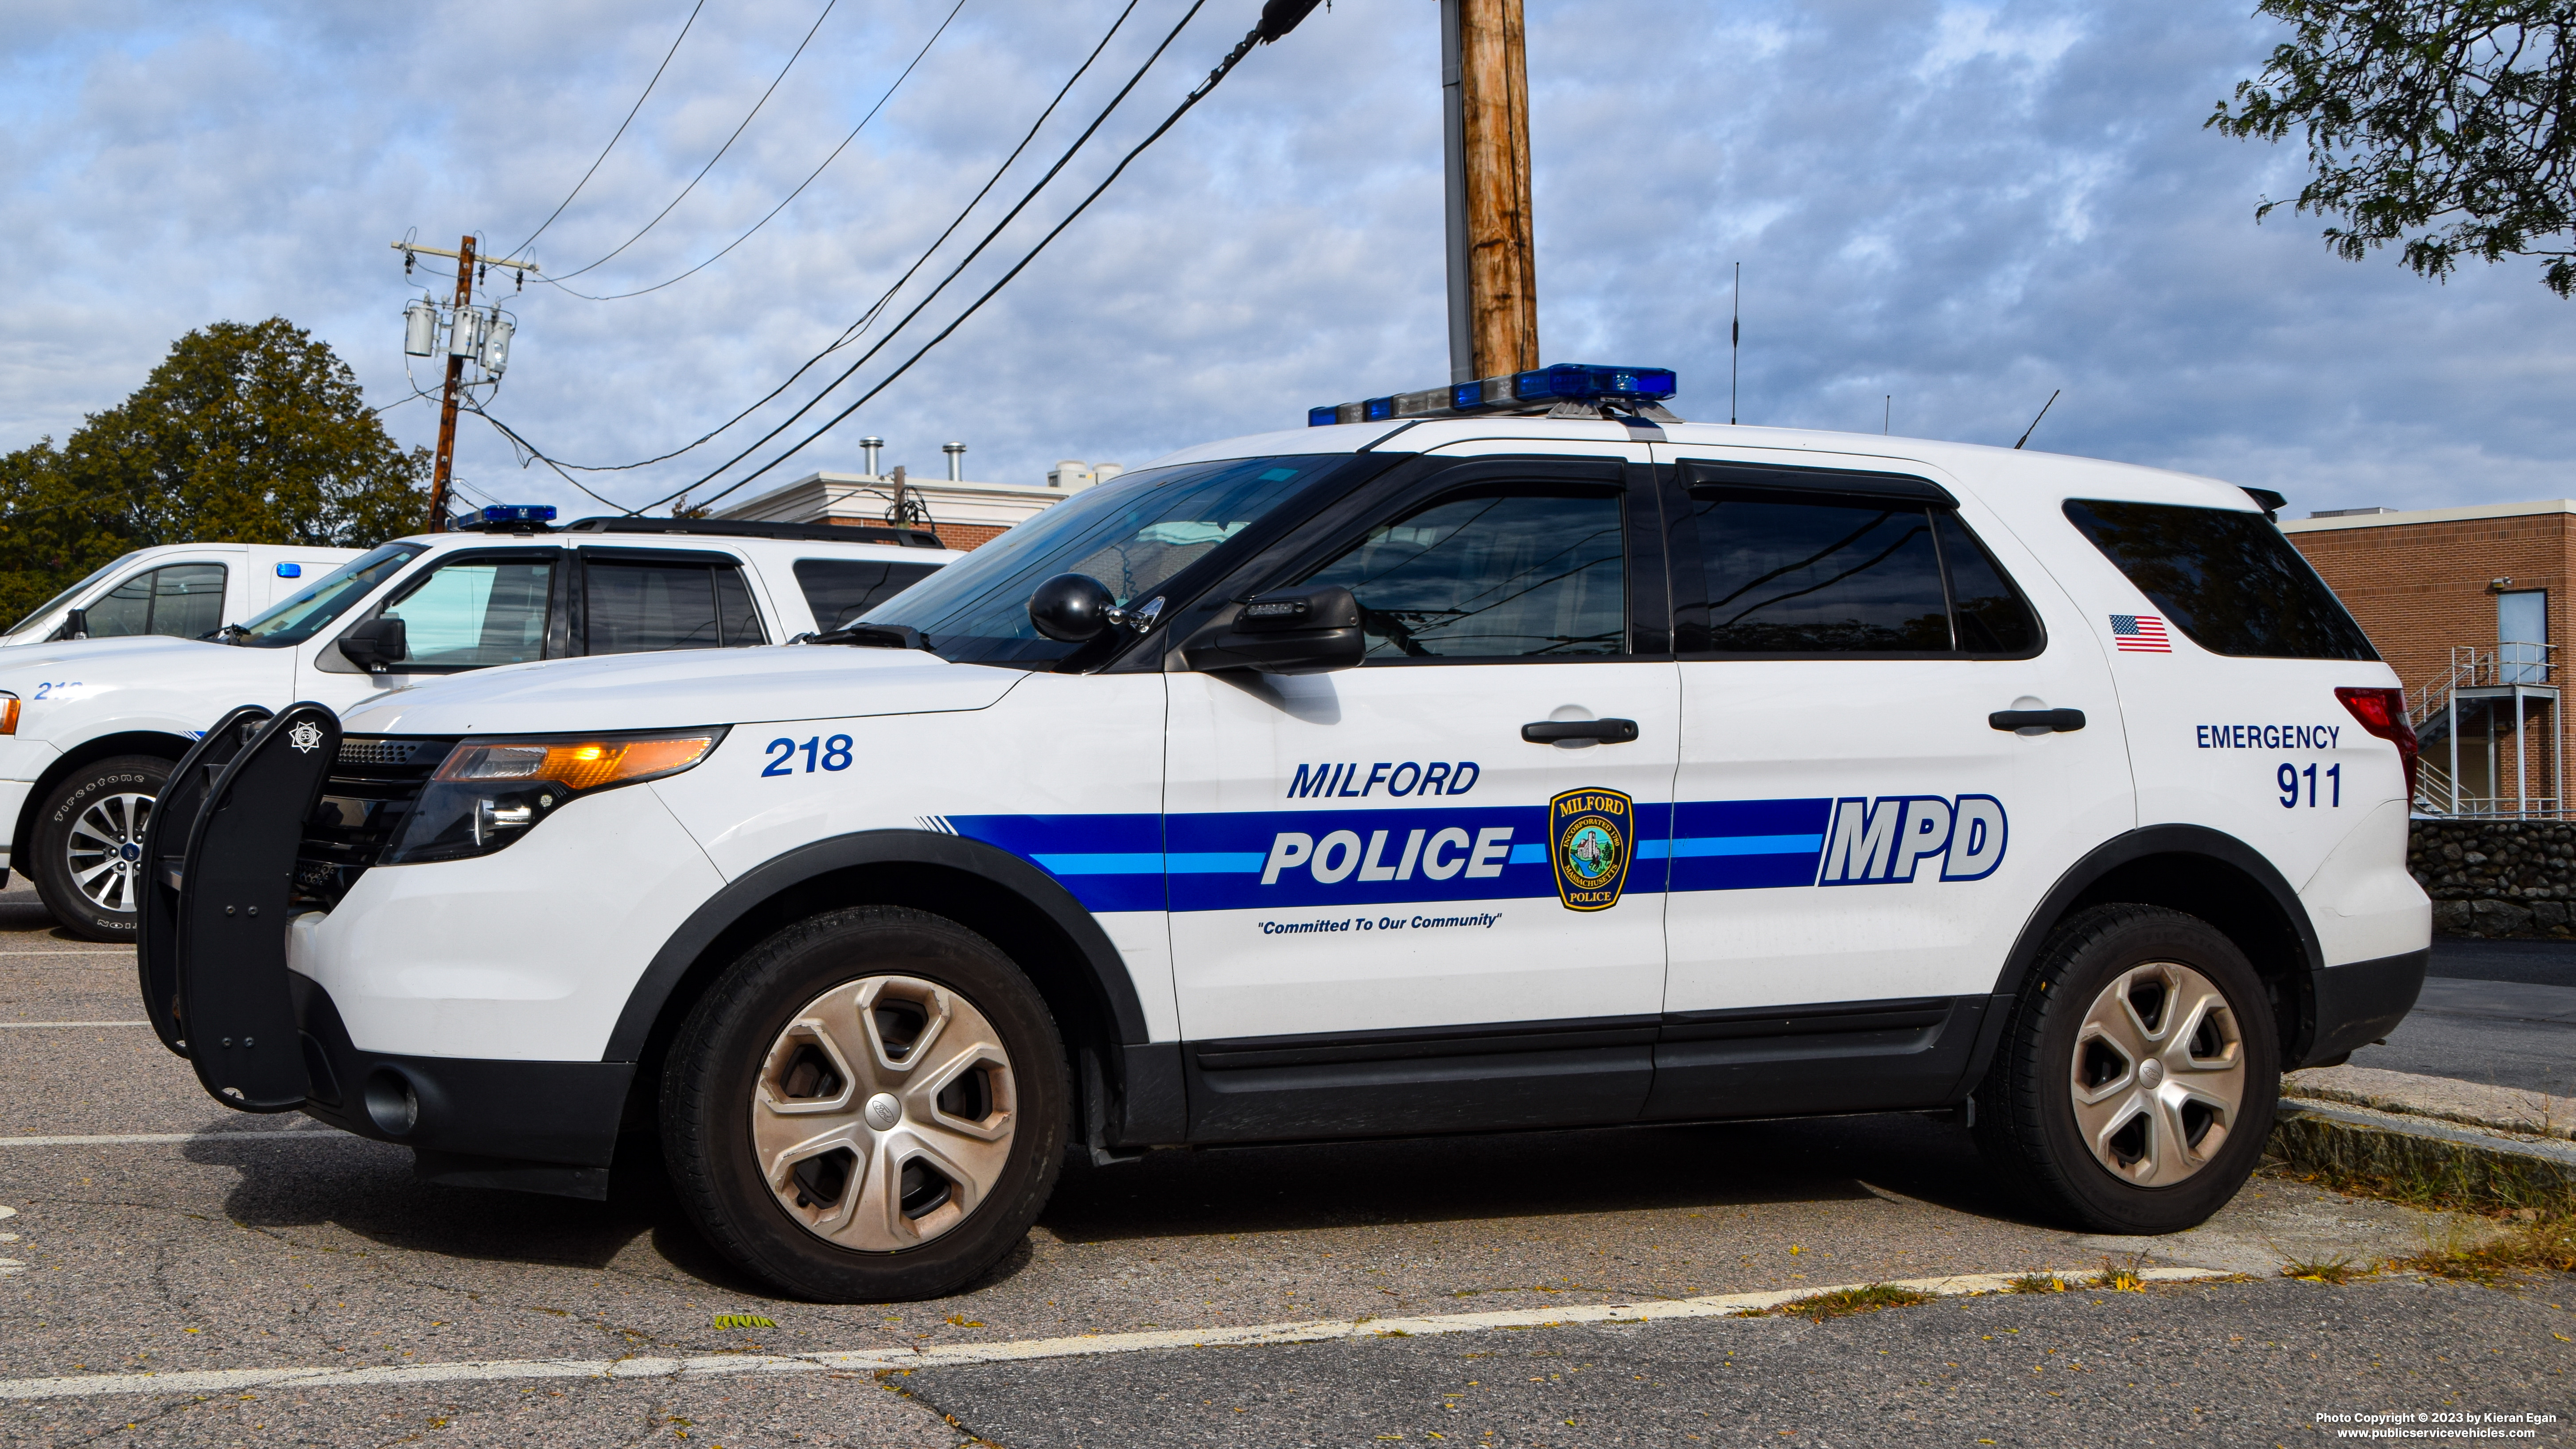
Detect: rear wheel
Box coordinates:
(1971, 903, 2278, 1234)
(662, 906, 1069, 1301)
(31, 755, 170, 941)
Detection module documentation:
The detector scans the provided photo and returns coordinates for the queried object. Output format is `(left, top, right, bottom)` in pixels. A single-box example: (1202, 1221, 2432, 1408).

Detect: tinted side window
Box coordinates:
(83, 564, 227, 640)
(1300, 486, 1626, 660)
(586, 560, 763, 654)
(1935, 512, 2041, 653)
(2063, 499, 2377, 660)
(380, 558, 553, 667)
(1686, 495, 1950, 652)
(794, 558, 940, 630)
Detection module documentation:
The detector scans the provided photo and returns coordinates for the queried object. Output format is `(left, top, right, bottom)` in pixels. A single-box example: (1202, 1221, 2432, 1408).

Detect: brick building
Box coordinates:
(2283, 502, 2572, 817)
(713, 449, 1117, 553)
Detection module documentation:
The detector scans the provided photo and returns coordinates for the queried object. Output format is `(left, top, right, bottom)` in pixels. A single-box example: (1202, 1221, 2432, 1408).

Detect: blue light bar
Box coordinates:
(479, 504, 559, 525)
(275, 562, 302, 579)
(1308, 363, 1678, 426)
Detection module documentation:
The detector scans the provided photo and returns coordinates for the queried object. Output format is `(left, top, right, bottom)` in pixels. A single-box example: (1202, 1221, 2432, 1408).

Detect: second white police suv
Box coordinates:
(145, 365, 2429, 1303)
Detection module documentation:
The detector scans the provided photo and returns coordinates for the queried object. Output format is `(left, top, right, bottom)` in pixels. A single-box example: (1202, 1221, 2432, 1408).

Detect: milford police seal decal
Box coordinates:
(1548, 787, 1632, 911)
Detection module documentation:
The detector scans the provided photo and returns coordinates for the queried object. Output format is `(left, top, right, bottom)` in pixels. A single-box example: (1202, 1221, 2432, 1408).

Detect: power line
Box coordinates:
(548, 0, 842, 284)
(501, 0, 708, 261)
(657, 1, 1321, 516)
(627, 0, 1228, 512)
(541, 0, 971, 304)
(491, 0, 1142, 482)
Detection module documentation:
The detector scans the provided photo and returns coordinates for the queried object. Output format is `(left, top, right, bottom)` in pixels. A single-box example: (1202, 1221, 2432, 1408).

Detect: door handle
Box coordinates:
(1522, 718, 1640, 744)
(1989, 708, 2086, 733)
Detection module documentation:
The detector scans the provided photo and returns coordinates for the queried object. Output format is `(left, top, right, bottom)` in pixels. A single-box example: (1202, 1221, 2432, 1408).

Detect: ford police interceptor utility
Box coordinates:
(0, 514, 956, 939)
(140, 365, 2428, 1303)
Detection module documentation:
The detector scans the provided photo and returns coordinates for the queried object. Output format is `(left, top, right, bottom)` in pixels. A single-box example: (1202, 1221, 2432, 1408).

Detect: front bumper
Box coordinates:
(289, 974, 633, 1198)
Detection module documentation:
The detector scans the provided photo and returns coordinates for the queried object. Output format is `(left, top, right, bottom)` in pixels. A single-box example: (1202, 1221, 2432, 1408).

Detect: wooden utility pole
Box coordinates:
(1440, 0, 1538, 382)
(424, 234, 476, 533)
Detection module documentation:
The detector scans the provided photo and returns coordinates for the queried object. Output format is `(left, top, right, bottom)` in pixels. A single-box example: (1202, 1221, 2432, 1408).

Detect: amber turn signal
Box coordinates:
(433, 732, 719, 794)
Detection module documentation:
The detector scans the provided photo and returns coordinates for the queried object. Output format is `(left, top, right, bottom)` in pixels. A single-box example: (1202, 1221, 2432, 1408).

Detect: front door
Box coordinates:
(1163, 450, 1680, 1139)
(300, 549, 565, 711)
(1645, 447, 2135, 1119)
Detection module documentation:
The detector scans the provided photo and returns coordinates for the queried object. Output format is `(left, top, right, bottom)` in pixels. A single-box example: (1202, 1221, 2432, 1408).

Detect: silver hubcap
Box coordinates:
(2070, 961, 2246, 1186)
(752, 974, 1016, 1252)
(65, 791, 153, 914)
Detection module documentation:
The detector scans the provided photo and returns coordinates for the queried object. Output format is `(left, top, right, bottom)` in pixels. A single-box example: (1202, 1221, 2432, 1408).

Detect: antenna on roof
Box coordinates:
(2013, 388, 2060, 450)
(1729, 262, 1742, 425)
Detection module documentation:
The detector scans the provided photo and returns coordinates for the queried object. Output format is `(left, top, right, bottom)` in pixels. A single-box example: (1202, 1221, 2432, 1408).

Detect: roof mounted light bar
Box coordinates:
(1309, 363, 1681, 427)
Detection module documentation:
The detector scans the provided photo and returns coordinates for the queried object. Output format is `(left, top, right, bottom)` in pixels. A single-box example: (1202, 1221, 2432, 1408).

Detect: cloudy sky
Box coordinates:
(4, 0, 2569, 521)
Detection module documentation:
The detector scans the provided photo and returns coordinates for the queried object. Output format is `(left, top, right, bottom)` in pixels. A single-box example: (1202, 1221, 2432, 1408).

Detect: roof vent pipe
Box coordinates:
(860, 436, 885, 478)
(943, 442, 966, 482)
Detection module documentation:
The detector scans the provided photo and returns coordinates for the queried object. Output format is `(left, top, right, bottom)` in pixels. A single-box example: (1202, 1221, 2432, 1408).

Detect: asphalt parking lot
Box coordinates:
(3, 881, 2568, 1447)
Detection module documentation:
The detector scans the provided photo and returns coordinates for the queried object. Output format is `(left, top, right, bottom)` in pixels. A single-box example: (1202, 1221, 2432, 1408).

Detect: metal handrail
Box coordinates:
(2408, 643, 2564, 819)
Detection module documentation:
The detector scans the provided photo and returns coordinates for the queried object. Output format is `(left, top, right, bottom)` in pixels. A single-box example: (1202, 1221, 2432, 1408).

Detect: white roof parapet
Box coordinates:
(714, 471, 1076, 533)
(2282, 499, 2576, 534)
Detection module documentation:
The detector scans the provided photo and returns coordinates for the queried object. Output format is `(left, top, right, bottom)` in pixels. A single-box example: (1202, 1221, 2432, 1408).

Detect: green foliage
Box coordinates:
(0, 318, 429, 627)
(2210, 0, 2576, 295)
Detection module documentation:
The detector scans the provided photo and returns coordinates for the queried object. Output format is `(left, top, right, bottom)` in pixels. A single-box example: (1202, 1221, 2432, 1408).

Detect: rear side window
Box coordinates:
(585, 557, 767, 654)
(794, 558, 941, 631)
(81, 563, 227, 640)
(1678, 492, 2040, 655)
(2062, 500, 2376, 660)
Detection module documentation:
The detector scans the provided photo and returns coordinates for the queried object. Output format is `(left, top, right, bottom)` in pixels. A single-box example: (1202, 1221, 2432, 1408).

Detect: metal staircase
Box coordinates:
(2407, 644, 2562, 818)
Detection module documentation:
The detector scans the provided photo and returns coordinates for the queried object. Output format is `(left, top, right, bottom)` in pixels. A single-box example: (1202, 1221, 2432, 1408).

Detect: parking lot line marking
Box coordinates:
(0, 1130, 359, 1148)
(0, 1266, 2232, 1402)
(0, 1021, 150, 1028)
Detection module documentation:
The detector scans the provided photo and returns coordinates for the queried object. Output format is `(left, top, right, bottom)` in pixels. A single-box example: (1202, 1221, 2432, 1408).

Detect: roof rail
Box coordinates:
(559, 516, 946, 548)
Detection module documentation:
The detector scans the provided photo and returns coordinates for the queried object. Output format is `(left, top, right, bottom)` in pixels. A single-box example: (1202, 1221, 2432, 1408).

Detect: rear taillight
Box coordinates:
(2336, 686, 2419, 799)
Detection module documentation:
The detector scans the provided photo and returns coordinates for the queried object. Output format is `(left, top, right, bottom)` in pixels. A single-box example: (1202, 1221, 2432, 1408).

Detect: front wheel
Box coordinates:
(1971, 903, 2279, 1235)
(661, 906, 1070, 1301)
(31, 755, 171, 942)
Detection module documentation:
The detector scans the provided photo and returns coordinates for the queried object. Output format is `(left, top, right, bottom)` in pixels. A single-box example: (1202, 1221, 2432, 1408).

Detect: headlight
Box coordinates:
(380, 728, 727, 865)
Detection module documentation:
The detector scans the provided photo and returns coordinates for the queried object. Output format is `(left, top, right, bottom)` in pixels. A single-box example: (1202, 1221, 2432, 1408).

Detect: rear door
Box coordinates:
(576, 547, 770, 654)
(1644, 448, 2135, 1118)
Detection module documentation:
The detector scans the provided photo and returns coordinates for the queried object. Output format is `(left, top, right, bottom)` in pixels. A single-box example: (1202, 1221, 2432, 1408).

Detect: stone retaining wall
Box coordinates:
(2409, 819, 2576, 938)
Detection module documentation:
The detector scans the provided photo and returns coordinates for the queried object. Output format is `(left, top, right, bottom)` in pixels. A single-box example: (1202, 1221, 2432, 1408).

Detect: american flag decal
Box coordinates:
(2109, 614, 2170, 652)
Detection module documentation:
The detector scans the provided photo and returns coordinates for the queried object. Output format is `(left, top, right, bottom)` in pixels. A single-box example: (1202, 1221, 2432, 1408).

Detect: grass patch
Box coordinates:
(1770, 1284, 1934, 1323)
(2003, 1274, 2068, 1294)
(2387, 1213, 2576, 1284)
(2093, 1263, 2147, 1293)
(2279, 1255, 2366, 1284)
(2263, 1127, 2576, 1218)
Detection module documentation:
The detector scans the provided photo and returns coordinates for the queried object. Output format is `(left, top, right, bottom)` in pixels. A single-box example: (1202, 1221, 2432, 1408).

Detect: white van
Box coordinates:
(0, 543, 365, 649)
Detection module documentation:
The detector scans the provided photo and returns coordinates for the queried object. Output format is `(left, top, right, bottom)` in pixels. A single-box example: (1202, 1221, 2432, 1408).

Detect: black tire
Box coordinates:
(31, 754, 171, 942)
(1970, 903, 2280, 1235)
(661, 905, 1070, 1302)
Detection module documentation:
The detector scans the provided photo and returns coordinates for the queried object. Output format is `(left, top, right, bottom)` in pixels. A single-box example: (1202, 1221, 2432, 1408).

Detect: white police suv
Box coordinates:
(143, 366, 2428, 1303)
(0, 511, 956, 939)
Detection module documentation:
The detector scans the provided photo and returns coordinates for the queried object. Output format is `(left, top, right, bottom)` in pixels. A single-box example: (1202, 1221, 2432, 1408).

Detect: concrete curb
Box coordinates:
(2270, 1097, 2576, 1210)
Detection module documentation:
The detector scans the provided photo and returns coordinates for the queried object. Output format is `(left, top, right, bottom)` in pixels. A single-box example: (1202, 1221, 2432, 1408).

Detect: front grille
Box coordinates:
(294, 736, 457, 909)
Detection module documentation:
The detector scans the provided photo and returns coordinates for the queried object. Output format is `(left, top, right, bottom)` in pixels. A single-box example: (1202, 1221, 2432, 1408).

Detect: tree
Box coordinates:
(2209, 1, 2576, 295)
(0, 318, 430, 626)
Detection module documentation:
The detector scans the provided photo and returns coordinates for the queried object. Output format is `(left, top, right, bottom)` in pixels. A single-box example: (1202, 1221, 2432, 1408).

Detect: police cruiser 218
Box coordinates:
(0, 511, 956, 939)
(142, 365, 2428, 1303)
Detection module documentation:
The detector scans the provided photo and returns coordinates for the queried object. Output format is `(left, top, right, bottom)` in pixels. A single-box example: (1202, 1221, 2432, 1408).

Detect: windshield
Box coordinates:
(6, 552, 142, 637)
(864, 454, 1356, 666)
(233, 543, 426, 648)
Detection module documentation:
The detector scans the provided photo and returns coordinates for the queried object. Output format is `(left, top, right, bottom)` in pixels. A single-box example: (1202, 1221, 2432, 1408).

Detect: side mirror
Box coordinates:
(338, 615, 409, 673)
(1183, 585, 1366, 675)
(1028, 574, 1117, 643)
(61, 608, 88, 641)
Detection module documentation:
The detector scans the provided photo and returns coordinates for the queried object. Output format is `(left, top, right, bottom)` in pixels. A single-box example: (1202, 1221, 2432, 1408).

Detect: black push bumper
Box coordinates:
(2299, 948, 2428, 1067)
(142, 701, 636, 1200)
